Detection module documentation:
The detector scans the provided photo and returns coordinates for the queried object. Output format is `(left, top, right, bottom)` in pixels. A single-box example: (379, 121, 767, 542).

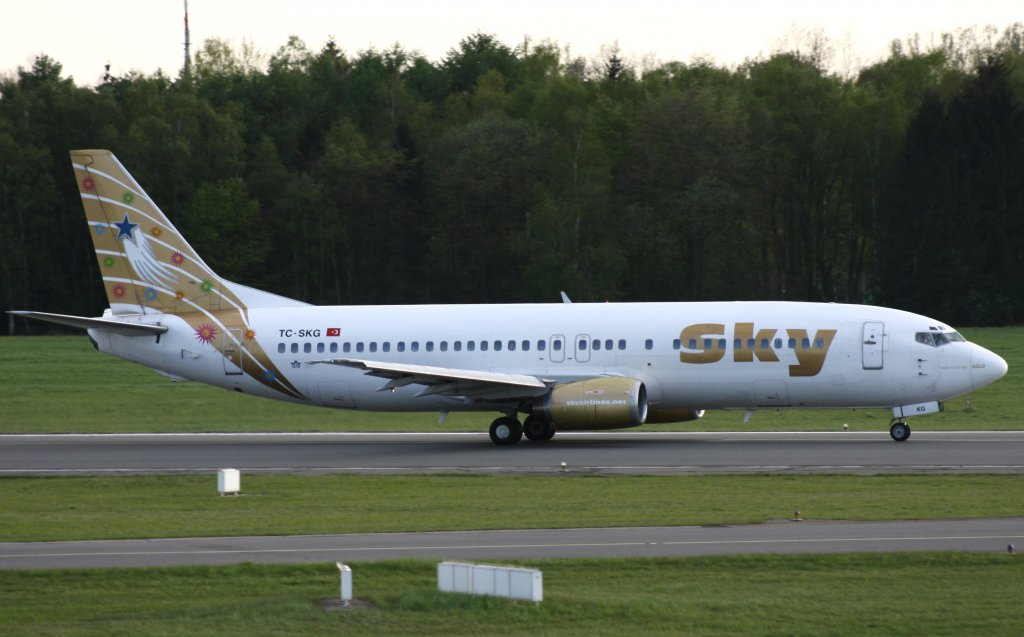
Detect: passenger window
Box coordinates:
(369, 342, 377, 353)
(593, 339, 601, 351)
(552, 340, 561, 351)
(578, 339, 587, 350)
(760, 338, 770, 349)
(426, 341, 434, 352)
(645, 339, 653, 350)
(382, 342, 390, 353)
(291, 343, 298, 353)
(802, 338, 811, 349)
(814, 338, 823, 349)
(277, 343, 285, 353)
(440, 341, 448, 352)
(733, 339, 742, 350)
(356, 343, 364, 353)
(397, 342, 405, 352)
(454, 341, 462, 352)
(672, 339, 680, 350)
(467, 341, 476, 352)
(605, 339, 613, 350)
(747, 338, 756, 349)
(718, 339, 726, 350)
(480, 341, 489, 351)
(618, 339, 626, 350)
(788, 338, 796, 349)
(494, 340, 502, 351)
(343, 342, 351, 353)
(330, 343, 337, 354)
(508, 340, 516, 351)
(317, 343, 325, 353)
(411, 341, 419, 352)
(522, 340, 530, 351)
(303, 343, 312, 353)
(774, 338, 782, 349)
(688, 339, 698, 349)
(537, 340, 546, 351)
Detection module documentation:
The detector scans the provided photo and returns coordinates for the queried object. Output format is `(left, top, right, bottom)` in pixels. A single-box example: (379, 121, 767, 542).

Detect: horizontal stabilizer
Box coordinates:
(8, 311, 168, 337)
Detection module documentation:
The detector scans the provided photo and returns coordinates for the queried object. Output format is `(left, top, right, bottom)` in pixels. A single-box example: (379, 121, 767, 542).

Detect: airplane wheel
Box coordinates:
(890, 421, 911, 442)
(523, 415, 555, 441)
(489, 417, 523, 445)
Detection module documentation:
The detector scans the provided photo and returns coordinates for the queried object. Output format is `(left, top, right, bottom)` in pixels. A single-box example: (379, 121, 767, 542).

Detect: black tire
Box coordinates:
(523, 415, 555, 441)
(489, 417, 523, 445)
(890, 421, 911, 442)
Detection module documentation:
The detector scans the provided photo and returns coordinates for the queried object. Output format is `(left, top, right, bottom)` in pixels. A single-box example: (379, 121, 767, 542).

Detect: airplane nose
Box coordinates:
(971, 345, 1008, 390)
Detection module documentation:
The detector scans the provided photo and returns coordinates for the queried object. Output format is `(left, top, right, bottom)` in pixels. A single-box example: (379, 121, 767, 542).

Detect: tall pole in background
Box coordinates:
(183, 0, 191, 75)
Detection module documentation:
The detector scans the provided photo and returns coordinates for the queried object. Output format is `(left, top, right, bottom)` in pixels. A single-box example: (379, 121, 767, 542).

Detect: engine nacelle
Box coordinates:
(537, 377, 647, 431)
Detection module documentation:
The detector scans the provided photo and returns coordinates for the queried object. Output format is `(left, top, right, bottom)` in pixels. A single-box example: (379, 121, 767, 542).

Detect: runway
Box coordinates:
(2, 431, 1024, 476)
(2, 518, 1021, 570)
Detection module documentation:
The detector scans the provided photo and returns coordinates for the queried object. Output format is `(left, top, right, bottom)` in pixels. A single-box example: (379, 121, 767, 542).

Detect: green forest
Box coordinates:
(2, 27, 1023, 328)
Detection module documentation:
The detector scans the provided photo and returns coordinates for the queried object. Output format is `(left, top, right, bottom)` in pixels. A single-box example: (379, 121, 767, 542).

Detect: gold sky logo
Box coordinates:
(678, 323, 838, 377)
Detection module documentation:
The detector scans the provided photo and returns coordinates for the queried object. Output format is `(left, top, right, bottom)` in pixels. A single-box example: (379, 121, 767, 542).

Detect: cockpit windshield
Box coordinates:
(915, 331, 966, 347)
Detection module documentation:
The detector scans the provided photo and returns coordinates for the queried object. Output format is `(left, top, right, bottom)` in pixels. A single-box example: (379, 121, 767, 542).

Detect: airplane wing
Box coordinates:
(7, 311, 168, 337)
(307, 358, 551, 401)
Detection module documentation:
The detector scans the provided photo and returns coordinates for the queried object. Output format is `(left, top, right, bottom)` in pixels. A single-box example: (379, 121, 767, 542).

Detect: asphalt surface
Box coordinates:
(2, 431, 1024, 476)
(4, 431, 1021, 570)
(2, 518, 1022, 570)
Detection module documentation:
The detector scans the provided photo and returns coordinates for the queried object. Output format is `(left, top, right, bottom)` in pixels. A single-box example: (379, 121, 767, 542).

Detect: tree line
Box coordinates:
(2, 27, 1023, 329)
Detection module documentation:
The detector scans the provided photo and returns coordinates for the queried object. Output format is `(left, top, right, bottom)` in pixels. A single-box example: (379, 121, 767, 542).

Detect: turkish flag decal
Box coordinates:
(326, 328, 341, 337)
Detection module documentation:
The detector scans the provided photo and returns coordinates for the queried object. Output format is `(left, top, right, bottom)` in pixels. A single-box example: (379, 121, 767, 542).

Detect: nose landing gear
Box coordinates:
(889, 420, 911, 442)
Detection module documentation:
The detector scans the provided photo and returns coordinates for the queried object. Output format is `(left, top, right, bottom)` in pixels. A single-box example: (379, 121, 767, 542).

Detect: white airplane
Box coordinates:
(10, 150, 1008, 444)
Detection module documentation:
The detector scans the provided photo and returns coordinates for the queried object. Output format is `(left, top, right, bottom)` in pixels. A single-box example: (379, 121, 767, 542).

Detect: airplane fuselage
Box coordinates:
(88, 300, 1005, 421)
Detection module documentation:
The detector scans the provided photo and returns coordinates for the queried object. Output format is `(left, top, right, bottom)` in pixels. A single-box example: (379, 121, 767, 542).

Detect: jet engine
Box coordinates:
(536, 377, 647, 430)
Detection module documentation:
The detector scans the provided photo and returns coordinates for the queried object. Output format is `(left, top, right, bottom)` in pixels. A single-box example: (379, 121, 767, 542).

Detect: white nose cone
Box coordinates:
(971, 346, 1008, 390)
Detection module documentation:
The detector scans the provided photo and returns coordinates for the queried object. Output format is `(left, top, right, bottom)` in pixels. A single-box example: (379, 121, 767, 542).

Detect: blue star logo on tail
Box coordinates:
(114, 213, 138, 240)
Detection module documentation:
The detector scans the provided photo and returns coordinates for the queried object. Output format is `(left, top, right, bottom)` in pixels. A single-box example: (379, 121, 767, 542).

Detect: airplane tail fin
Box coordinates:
(71, 149, 306, 316)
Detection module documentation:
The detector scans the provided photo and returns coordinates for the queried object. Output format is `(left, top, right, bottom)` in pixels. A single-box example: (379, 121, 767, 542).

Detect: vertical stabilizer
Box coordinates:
(72, 150, 307, 400)
(74, 149, 231, 315)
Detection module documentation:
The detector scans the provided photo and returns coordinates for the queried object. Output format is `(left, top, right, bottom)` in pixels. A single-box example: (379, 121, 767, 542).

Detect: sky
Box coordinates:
(2, 1, 1021, 85)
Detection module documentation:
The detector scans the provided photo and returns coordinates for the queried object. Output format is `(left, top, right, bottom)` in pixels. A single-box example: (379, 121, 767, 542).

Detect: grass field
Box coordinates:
(0, 326, 1020, 433)
(2, 555, 1022, 636)
(3, 473, 1022, 542)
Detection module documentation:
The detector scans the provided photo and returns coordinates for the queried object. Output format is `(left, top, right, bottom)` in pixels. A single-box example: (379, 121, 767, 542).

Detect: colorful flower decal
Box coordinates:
(95, 224, 107, 236)
(81, 177, 96, 191)
(145, 287, 158, 301)
(170, 251, 186, 266)
(122, 191, 134, 204)
(194, 323, 218, 345)
(175, 290, 186, 302)
(150, 227, 162, 238)
(111, 283, 127, 299)
(103, 257, 115, 268)
(199, 279, 215, 295)
(244, 328, 257, 341)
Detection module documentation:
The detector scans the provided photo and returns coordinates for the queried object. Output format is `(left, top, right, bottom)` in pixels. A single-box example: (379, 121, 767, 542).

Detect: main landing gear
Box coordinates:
(489, 416, 523, 445)
(488, 415, 556, 445)
(889, 420, 911, 442)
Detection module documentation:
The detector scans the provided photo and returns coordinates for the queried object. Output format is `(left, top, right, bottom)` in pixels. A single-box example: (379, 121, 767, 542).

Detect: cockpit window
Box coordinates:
(916, 331, 965, 347)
